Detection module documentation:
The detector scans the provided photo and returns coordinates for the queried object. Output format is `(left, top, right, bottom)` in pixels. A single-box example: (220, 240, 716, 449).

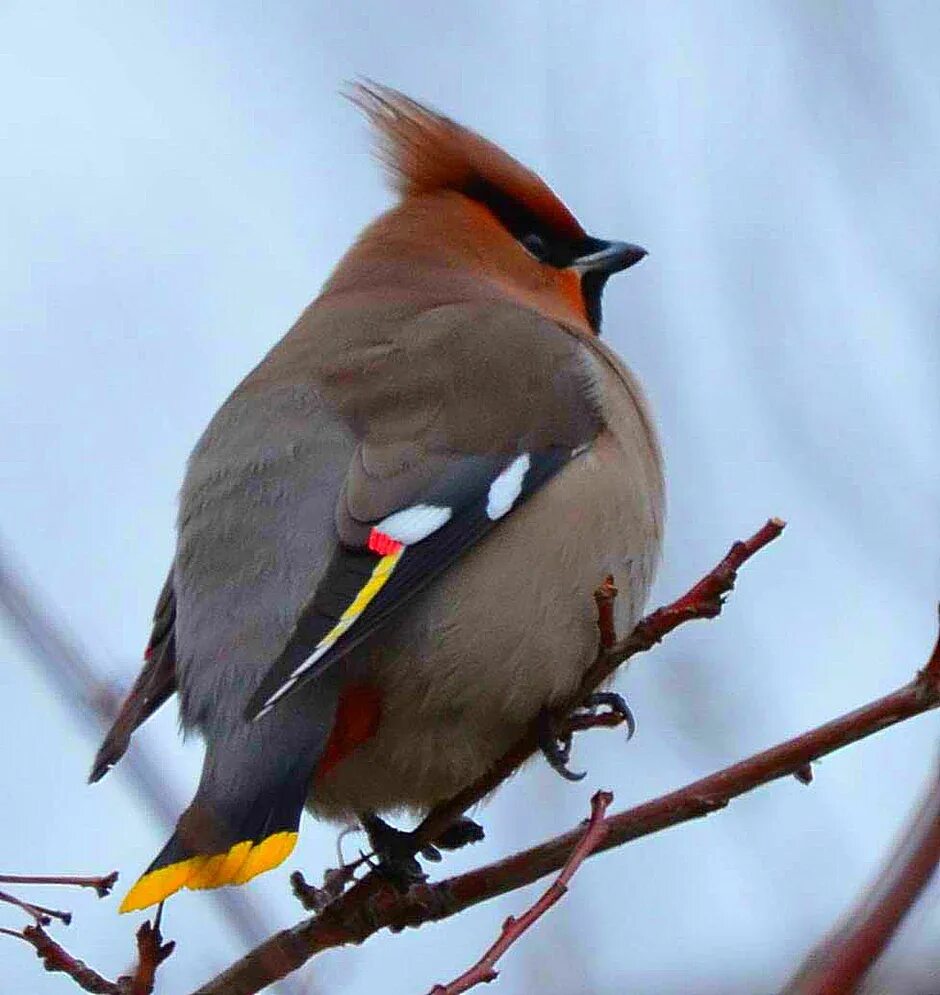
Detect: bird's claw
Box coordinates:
(360, 814, 486, 891)
(576, 690, 637, 740)
(434, 816, 485, 851)
(538, 709, 586, 781)
(539, 692, 638, 782)
(361, 814, 427, 892)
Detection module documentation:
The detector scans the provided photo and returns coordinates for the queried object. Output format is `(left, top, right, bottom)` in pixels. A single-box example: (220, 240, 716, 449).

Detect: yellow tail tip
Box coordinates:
(119, 831, 298, 913)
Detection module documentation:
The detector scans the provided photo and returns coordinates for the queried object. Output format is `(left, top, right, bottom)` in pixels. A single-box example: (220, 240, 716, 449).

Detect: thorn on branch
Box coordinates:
(794, 764, 814, 785)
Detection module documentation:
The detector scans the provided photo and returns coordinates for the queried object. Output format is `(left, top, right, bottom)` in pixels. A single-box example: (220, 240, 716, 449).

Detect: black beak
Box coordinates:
(572, 240, 647, 277)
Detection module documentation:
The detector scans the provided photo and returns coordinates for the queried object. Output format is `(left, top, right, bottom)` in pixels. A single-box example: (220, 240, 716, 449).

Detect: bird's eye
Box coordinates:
(521, 232, 548, 260)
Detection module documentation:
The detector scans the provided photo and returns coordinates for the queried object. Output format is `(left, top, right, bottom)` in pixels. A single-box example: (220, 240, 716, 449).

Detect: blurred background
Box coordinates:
(2, 2, 938, 992)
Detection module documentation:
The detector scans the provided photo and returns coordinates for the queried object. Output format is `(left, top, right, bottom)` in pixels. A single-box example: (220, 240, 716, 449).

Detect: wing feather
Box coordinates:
(246, 447, 573, 720)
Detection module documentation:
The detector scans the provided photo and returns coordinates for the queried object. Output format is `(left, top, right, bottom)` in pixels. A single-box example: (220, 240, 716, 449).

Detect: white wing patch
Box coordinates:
(378, 504, 452, 544)
(486, 453, 531, 520)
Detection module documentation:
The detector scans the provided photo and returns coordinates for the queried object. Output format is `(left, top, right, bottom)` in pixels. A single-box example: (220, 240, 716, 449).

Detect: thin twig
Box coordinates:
(6, 924, 120, 994)
(120, 920, 176, 995)
(410, 518, 787, 861)
(0, 546, 276, 965)
(0, 872, 118, 898)
(191, 602, 940, 995)
(4, 917, 176, 995)
(427, 790, 613, 995)
(0, 888, 71, 925)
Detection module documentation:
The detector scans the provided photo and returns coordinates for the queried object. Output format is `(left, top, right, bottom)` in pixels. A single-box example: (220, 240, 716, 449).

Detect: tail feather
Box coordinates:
(120, 775, 308, 913)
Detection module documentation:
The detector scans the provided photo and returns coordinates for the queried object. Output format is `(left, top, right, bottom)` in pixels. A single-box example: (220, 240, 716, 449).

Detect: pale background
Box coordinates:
(2, 2, 938, 992)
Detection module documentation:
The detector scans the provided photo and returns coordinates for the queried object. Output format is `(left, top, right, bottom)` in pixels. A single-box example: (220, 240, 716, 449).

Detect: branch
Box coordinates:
(0, 872, 118, 897)
(4, 919, 174, 995)
(195, 637, 940, 994)
(3, 924, 119, 994)
(0, 871, 174, 995)
(193, 529, 940, 995)
(427, 791, 613, 995)
(193, 520, 786, 995)
(410, 517, 787, 858)
(0, 545, 278, 967)
(783, 627, 940, 994)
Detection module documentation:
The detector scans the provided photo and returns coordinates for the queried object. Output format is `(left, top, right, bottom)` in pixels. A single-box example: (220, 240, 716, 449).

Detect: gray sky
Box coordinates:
(2, 2, 938, 992)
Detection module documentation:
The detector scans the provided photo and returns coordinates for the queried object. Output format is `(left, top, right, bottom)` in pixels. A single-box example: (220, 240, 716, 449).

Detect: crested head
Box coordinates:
(349, 81, 585, 243)
(340, 82, 647, 334)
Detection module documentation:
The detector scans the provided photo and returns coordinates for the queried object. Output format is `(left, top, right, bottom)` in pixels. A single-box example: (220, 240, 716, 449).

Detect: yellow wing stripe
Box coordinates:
(119, 831, 298, 913)
(294, 549, 404, 674)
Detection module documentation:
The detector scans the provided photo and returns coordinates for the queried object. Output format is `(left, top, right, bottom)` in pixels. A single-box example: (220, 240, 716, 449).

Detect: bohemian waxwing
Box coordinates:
(91, 83, 664, 912)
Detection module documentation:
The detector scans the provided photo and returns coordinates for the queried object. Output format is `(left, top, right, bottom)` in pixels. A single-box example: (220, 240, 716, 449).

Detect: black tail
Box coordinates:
(120, 768, 309, 912)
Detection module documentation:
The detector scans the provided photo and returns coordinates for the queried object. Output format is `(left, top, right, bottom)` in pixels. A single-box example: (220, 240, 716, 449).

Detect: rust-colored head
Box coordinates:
(327, 82, 646, 335)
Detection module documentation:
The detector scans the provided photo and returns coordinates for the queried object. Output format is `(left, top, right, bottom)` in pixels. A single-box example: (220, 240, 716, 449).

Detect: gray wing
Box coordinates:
(89, 570, 177, 782)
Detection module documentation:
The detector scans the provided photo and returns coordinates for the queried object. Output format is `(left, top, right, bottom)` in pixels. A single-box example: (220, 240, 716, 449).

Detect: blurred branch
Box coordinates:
(0, 542, 288, 968)
(783, 624, 940, 994)
(427, 790, 614, 995)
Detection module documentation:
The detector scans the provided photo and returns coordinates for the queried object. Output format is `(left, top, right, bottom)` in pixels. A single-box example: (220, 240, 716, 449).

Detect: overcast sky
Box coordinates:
(2, 3, 938, 993)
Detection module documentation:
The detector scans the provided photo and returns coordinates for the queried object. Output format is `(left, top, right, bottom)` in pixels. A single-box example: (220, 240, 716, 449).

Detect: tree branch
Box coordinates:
(183, 517, 926, 995)
(783, 626, 940, 993)
(0, 872, 173, 994)
(427, 790, 613, 995)
(409, 516, 788, 859)
(194, 612, 940, 994)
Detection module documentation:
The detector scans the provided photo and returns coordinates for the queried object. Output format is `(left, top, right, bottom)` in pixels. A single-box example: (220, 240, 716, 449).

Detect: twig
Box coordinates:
(427, 790, 613, 995)
(0, 545, 276, 965)
(191, 600, 940, 995)
(3, 918, 175, 995)
(300, 520, 784, 912)
(593, 575, 618, 650)
(0, 872, 118, 898)
(5, 924, 121, 994)
(0, 887, 72, 925)
(120, 920, 176, 995)
(783, 624, 940, 994)
(409, 518, 787, 862)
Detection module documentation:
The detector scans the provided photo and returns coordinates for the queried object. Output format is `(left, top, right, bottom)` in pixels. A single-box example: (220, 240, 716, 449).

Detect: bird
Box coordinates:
(90, 82, 665, 913)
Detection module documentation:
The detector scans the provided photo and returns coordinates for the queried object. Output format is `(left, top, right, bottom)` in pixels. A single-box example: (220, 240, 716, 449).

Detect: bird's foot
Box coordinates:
(433, 816, 485, 851)
(572, 691, 637, 740)
(539, 691, 637, 782)
(361, 813, 486, 892)
(362, 814, 428, 891)
(538, 709, 584, 781)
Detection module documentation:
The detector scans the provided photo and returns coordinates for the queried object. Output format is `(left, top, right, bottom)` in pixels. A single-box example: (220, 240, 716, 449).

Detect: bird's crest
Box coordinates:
(350, 81, 585, 242)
